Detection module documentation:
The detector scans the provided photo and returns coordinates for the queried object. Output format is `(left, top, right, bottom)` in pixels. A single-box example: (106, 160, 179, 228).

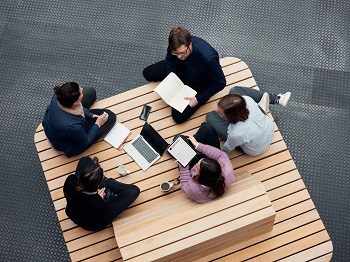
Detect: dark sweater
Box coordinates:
(165, 36, 226, 104)
(42, 95, 100, 157)
(63, 175, 106, 231)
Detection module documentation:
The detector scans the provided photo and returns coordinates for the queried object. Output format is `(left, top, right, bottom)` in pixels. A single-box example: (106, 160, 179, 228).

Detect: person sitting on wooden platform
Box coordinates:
(143, 26, 226, 123)
(176, 123, 235, 203)
(206, 86, 291, 156)
(63, 156, 140, 231)
(42, 82, 116, 157)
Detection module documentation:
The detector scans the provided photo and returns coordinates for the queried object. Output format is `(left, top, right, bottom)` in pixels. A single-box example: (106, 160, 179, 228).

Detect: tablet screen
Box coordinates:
(167, 136, 198, 167)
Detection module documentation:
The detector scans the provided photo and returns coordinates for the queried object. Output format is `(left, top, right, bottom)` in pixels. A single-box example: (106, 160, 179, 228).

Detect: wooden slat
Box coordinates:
(129, 208, 275, 262)
(278, 240, 333, 262)
(69, 237, 119, 262)
(115, 175, 269, 248)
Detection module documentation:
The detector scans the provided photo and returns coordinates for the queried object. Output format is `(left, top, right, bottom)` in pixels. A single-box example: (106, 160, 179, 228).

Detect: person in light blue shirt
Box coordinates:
(206, 86, 291, 156)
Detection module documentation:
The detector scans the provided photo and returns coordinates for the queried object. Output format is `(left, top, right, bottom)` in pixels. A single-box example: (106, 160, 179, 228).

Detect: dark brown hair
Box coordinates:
(168, 26, 192, 52)
(54, 82, 80, 108)
(76, 164, 104, 193)
(197, 158, 225, 198)
(218, 94, 249, 124)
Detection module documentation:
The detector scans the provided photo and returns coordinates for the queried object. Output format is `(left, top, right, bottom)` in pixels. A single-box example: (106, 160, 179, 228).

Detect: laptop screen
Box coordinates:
(140, 122, 169, 156)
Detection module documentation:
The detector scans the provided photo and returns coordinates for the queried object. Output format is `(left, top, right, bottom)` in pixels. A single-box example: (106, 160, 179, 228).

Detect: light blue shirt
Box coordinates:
(223, 96, 274, 156)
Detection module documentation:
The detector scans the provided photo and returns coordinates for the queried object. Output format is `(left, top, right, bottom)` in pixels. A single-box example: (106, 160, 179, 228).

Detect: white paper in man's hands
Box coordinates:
(154, 72, 197, 113)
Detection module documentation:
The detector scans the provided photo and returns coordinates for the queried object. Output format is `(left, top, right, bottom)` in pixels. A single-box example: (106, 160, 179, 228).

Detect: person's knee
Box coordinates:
(143, 66, 154, 82)
(143, 60, 167, 82)
(229, 86, 247, 95)
(105, 110, 117, 123)
(83, 86, 97, 100)
(201, 122, 216, 133)
(229, 86, 243, 94)
(172, 113, 188, 124)
(206, 111, 219, 124)
(130, 185, 140, 199)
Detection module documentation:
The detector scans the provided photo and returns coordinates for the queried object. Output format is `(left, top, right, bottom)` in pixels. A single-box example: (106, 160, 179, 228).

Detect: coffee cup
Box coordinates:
(118, 165, 130, 176)
(160, 181, 174, 192)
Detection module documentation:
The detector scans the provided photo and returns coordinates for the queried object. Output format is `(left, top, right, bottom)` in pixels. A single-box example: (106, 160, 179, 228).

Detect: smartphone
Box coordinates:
(139, 105, 152, 121)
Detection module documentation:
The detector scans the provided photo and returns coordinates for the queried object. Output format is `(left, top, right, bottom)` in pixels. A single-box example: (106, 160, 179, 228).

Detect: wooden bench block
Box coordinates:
(34, 57, 332, 261)
(113, 171, 276, 262)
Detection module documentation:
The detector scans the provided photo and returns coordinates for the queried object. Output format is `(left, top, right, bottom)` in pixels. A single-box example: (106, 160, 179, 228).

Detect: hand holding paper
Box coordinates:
(184, 97, 198, 107)
(154, 72, 197, 113)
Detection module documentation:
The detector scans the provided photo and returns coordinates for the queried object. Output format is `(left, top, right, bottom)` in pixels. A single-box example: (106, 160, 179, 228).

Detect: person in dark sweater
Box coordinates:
(143, 26, 226, 123)
(63, 156, 140, 231)
(42, 82, 116, 157)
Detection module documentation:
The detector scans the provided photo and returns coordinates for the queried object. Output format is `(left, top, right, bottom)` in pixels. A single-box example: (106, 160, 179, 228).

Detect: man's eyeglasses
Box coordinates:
(171, 46, 189, 56)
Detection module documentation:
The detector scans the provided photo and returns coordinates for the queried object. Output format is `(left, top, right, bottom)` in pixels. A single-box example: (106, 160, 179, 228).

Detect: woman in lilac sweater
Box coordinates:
(178, 123, 235, 203)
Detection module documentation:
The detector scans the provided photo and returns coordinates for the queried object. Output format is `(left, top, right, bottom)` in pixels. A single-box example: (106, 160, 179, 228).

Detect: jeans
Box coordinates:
(229, 86, 279, 105)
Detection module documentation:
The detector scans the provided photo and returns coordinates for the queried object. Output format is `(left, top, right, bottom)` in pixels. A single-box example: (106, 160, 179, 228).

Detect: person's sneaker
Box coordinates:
(276, 92, 291, 107)
(258, 92, 270, 113)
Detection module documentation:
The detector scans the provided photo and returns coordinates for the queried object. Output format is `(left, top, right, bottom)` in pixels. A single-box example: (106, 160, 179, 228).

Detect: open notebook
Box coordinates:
(104, 122, 131, 150)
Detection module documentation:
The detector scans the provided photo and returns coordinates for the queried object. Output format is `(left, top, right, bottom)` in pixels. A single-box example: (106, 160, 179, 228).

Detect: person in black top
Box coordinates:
(143, 26, 226, 123)
(63, 156, 140, 231)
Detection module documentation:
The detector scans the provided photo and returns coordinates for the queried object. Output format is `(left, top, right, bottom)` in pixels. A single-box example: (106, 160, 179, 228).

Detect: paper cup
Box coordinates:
(118, 165, 130, 176)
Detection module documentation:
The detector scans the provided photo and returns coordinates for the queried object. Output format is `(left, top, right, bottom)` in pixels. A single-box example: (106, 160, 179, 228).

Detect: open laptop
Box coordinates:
(124, 122, 169, 171)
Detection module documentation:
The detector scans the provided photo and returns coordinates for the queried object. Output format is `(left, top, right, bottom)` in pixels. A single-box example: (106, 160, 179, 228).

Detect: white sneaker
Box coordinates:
(258, 92, 270, 113)
(276, 92, 291, 107)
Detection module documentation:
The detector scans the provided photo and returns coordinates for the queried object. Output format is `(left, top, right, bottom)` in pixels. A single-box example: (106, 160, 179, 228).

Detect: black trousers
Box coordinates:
(81, 86, 117, 141)
(87, 109, 116, 142)
(143, 60, 168, 82)
(143, 60, 203, 124)
(175, 122, 220, 169)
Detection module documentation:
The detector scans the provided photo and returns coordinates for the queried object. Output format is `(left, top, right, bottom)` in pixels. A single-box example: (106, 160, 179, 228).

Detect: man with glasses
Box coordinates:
(143, 26, 226, 123)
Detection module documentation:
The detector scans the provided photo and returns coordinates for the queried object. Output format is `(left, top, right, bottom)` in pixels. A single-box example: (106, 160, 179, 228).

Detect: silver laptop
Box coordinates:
(124, 122, 169, 171)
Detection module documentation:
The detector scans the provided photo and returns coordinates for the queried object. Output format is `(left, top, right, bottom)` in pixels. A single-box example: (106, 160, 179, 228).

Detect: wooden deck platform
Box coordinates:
(113, 170, 276, 262)
(34, 57, 333, 261)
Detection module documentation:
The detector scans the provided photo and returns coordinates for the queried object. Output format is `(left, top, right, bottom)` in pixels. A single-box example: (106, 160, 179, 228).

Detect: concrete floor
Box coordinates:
(0, 0, 349, 261)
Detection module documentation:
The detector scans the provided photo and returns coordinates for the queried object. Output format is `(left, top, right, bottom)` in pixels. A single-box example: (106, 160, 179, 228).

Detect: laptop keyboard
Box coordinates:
(132, 136, 159, 163)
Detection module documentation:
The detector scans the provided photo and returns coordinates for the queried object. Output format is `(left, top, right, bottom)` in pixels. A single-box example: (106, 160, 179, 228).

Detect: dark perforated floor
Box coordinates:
(0, 1, 349, 261)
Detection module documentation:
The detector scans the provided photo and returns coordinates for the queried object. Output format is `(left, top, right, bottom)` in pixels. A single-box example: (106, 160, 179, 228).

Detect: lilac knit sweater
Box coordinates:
(179, 143, 235, 203)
